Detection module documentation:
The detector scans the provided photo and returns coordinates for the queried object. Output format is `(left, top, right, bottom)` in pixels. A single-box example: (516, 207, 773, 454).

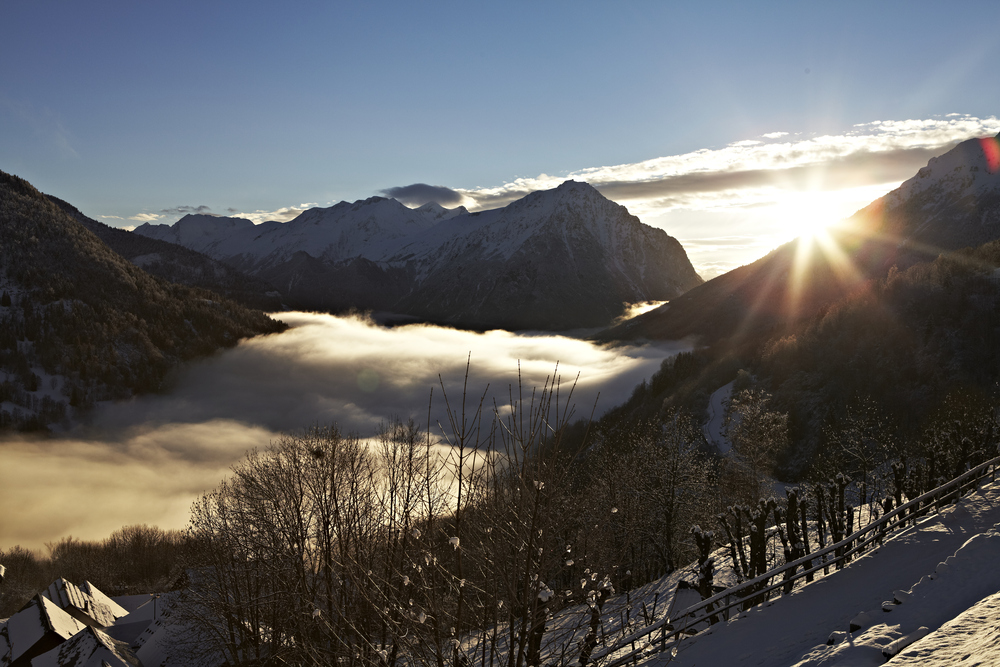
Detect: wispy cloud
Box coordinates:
(1, 97, 80, 160)
(456, 115, 1000, 212)
(127, 115, 999, 276)
(139, 204, 319, 226)
(683, 235, 762, 248)
(231, 203, 318, 224)
(588, 145, 950, 207)
(437, 114, 999, 276)
(100, 215, 124, 220)
(160, 205, 214, 216)
(128, 213, 164, 222)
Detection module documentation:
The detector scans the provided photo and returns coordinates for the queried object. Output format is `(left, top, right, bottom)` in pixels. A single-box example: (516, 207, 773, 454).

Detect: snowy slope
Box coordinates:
(135, 214, 257, 255)
(390, 181, 680, 273)
(135, 182, 688, 279)
(891, 589, 1000, 666)
(639, 479, 1000, 667)
(867, 132, 1000, 257)
(135, 198, 466, 270)
(887, 134, 1000, 209)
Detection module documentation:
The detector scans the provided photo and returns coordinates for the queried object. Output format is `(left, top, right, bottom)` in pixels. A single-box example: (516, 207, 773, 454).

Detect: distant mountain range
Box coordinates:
(135, 181, 704, 330)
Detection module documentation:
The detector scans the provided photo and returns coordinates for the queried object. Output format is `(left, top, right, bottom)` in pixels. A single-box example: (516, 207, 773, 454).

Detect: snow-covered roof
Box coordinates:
(29, 625, 140, 667)
(108, 595, 154, 615)
(79, 582, 129, 621)
(40, 579, 123, 628)
(103, 594, 162, 646)
(2, 595, 85, 665)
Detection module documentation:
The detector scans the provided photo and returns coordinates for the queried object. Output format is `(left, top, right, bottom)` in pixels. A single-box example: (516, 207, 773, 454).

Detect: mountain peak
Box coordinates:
(415, 201, 451, 215)
(415, 200, 468, 220)
(553, 179, 601, 197)
(508, 180, 608, 213)
(888, 134, 1000, 209)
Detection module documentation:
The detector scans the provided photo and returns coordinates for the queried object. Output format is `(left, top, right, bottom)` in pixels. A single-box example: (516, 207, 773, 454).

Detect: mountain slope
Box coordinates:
(605, 133, 1000, 345)
(136, 181, 703, 330)
(394, 181, 703, 329)
(0, 170, 286, 430)
(876, 133, 1000, 257)
(47, 196, 283, 311)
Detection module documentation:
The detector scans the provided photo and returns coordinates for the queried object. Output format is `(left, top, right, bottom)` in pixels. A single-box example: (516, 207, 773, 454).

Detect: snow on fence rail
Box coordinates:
(592, 454, 1000, 667)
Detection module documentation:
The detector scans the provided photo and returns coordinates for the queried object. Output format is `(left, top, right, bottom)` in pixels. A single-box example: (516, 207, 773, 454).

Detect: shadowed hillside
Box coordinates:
(598, 134, 1000, 476)
(0, 170, 286, 430)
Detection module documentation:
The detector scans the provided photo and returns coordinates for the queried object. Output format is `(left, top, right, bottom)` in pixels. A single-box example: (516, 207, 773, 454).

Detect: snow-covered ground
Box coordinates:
(631, 477, 1000, 667)
(891, 589, 1000, 666)
(458, 475, 1000, 667)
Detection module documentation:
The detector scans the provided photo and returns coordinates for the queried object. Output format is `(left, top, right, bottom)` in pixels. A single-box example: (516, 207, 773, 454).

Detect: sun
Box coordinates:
(768, 194, 841, 247)
(769, 183, 904, 247)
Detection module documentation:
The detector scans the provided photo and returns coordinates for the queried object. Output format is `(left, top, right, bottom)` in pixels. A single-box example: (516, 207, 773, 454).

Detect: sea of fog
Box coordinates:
(0, 312, 689, 551)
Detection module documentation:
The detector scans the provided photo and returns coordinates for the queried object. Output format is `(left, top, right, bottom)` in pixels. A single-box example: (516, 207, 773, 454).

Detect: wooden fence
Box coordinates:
(591, 454, 1000, 667)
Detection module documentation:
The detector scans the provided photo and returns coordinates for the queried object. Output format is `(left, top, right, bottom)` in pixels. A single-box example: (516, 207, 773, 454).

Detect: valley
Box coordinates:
(4, 132, 1000, 667)
(5, 3, 1000, 664)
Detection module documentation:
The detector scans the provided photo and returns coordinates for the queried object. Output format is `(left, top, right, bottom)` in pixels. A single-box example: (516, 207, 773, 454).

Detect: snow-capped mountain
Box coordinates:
(138, 198, 468, 271)
(867, 132, 1000, 258)
(135, 181, 703, 330)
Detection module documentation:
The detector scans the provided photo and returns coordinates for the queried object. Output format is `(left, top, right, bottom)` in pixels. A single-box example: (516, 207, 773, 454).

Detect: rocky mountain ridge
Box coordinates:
(872, 133, 1000, 260)
(135, 181, 703, 330)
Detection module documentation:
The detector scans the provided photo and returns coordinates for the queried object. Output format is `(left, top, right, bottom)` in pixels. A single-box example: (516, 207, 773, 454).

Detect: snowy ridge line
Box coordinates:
(592, 454, 1000, 667)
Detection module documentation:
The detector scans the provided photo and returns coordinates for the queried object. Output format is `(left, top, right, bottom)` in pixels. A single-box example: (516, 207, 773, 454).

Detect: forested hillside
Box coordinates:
(48, 195, 284, 311)
(0, 170, 286, 431)
(600, 241, 1000, 480)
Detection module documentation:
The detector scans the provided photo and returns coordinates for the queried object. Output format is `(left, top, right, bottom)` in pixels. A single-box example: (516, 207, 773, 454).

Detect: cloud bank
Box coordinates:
(456, 116, 1000, 211)
(127, 213, 163, 222)
(446, 115, 1000, 277)
(379, 183, 469, 208)
(0, 313, 685, 551)
(121, 115, 1000, 277)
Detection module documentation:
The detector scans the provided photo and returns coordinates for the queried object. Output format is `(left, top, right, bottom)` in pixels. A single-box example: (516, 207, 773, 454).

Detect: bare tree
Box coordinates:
(723, 387, 788, 504)
(181, 367, 587, 667)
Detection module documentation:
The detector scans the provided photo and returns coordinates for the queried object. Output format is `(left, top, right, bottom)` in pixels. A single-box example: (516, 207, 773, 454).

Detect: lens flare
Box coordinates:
(980, 137, 1000, 174)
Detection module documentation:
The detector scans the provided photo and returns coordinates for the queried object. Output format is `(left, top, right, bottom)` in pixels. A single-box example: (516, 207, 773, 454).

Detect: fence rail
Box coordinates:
(592, 454, 1000, 667)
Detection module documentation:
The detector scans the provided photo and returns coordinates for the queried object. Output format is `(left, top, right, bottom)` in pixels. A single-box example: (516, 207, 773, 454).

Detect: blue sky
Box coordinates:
(3, 1, 999, 276)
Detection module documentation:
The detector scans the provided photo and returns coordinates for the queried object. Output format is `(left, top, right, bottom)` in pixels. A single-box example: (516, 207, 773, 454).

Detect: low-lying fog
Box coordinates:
(1, 312, 688, 551)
